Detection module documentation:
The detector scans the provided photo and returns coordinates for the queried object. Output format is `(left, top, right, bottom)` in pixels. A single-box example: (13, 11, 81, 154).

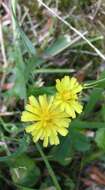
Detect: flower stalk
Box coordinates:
(84, 77, 105, 89)
(36, 143, 61, 190)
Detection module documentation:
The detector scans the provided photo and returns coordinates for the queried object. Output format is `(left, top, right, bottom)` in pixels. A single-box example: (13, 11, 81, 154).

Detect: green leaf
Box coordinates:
(44, 35, 71, 57)
(11, 154, 40, 187)
(70, 129, 90, 152)
(28, 86, 55, 96)
(12, 67, 26, 99)
(64, 177, 75, 190)
(12, 12, 36, 55)
(9, 11, 27, 99)
(84, 88, 103, 116)
(101, 105, 105, 121)
(95, 128, 105, 150)
(19, 28, 36, 55)
(71, 119, 105, 129)
(17, 186, 36, 190)
(25, 56, 44, 79)
(8, 46, 26, 99)
(50, 135, 73, 166)
(50, 129, 90, 166)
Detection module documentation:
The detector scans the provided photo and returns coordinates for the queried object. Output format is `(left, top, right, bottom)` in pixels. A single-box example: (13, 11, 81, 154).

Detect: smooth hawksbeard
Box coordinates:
(55, 76, 83, 118)
(21, 95, 71, 147)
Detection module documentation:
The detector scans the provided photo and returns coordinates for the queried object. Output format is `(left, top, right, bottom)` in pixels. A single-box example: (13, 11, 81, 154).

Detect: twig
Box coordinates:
(0, 111, 20, 116)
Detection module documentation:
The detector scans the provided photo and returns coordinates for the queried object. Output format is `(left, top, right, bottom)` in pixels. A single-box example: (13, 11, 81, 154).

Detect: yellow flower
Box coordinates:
(21, 95, 71, 147)
(55, 76, 83, 118)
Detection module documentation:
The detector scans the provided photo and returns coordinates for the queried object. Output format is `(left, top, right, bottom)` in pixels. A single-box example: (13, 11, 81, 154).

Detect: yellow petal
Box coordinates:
(70, 77, 77, 88)
(48, 96, 54, 109)
(25, 124, 36, 133)
(39, 95, 48, 109)
(72, 85, 83, 94)
(62, 76, 70, 90)
(57, 127, 68, 136)
(25, 104, 40, 115)
(50, 128, 58, 145)
(66, 104, 76, 118)
(54, 135, 60, 145)
(33, 128, 43, 142)
(21, 111, 39, 122)
(43, 136, 49, 147)
(25, 122, 41, 133)
(54, 118, 70, 128)
(72, 101, 83, 113)
(29, 96, 39, 108)
(49, 132, 55, 145)
(56, 79, 62, 92)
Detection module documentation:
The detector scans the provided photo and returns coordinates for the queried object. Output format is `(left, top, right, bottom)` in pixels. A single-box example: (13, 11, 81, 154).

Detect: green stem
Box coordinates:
(83, 84, 97, 89)
(84, 77, 105, 89)
(36, 143, 61, 190)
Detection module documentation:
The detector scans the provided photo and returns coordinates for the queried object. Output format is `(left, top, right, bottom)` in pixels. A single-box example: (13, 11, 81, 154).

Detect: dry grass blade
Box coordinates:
(0, 20, 8, 92)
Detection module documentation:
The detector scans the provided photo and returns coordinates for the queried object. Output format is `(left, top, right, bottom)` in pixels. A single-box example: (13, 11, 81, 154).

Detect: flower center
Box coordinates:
(41, 111, 53, 127)
(61, 91, 72, 101)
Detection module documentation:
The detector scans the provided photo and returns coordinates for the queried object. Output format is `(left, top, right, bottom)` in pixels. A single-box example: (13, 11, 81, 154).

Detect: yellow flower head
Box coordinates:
(55, 76, 83, 118)
(21, 95, 70, 147)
